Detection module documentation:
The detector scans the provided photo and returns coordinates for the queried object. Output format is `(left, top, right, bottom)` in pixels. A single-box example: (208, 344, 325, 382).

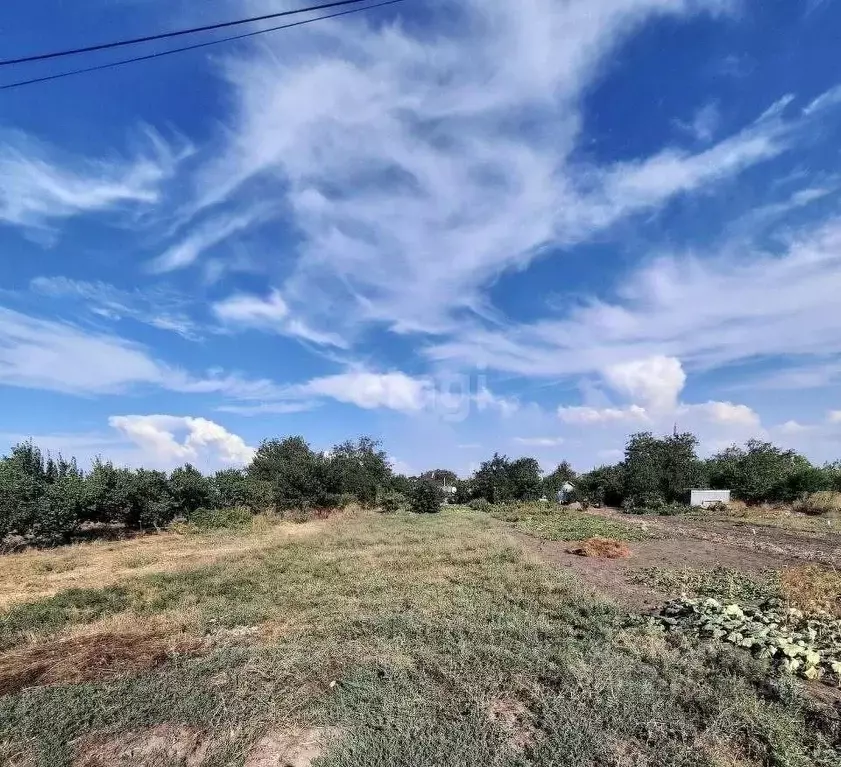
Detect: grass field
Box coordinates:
(0, 508, 837, 766)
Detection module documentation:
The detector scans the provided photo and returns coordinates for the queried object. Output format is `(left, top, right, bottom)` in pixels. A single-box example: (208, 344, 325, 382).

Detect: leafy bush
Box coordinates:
(32, 474, 86, 543)
(467, 498, 492, 513)
(379, 492, 405, 513)
(793, 491, 841, 516)
(186, 506, 253, 531)
(408, 479, 442, 514)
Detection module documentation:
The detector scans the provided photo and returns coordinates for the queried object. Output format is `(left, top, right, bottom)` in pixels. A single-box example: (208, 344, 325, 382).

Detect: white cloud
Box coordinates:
(179, 0, 790, 337)
(148, 207, 267, 274)
(298, 371, 430, 412)
(0, 129, 185, 231)
(212, 289, 346, 347)
(215, 401, 319, 416)
(30, 276, 200, 340)
(0, 306, 168, 394)
(514, 436, 565, 447)
(0, 305, 286, 400)
(778, 420, 813, 435)
(430, 220, 841, 379)
(602, 356, 686, 412)
(214, 289, 289, 325)
(829, 411, 841, 424)
(558, 405, 649, 424)
(675, 101, 721, 142)
(803, 84, 841, 116)
(109, 415, 255, 468)
(681, 401, 761, 428)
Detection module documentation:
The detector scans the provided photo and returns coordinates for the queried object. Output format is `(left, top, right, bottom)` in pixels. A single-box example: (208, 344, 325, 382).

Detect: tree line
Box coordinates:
(455, 432, 841, 512)
(2, 430, 840, 546)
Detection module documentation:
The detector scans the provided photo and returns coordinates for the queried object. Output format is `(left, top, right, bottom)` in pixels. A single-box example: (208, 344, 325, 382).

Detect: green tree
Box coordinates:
(661, 432, 705, 503)
(327, 437, 392, 507)
(0, 442, 47, 538)
(169, 464, 213, 514)
(542, 460, 577, 497)
(577, 464, 625, 507)
(707, 440, 813, 504)
(125, 470, 176, 529)
(213, 468, 251, 508)
(85, 460, 133, 524)
(472, 453, 513, 503)
(408, 479, 442, 514)
(248, 436, 328, 511)
(623, 432, 665, 507)
(508, 457, 542, 501)
(420, 469, 458, 485)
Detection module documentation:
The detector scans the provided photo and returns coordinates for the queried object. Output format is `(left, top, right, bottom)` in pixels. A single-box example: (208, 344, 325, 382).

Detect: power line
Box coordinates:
(0, 0, 375, 67)
(0, 0, 406, 91)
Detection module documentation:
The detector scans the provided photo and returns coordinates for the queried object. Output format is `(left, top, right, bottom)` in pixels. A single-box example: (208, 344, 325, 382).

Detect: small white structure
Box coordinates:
(690, 489, 731, 508)
(556, 482, 575, 504)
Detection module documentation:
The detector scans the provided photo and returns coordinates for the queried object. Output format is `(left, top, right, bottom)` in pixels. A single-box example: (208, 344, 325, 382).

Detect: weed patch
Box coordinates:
(493, 506, 652, 542)
(632, 566, 782, 603)
(781, 565, 841, 617)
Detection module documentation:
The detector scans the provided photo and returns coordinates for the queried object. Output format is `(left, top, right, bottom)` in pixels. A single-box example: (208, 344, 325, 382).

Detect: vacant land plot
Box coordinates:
(0, 507, 838, 766)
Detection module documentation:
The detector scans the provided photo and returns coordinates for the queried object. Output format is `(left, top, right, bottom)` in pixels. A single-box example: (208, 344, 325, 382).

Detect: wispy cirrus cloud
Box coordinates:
(429, 219, 841, 380)
(212, 289, 347, 348)
(148, 205, 268, 274)
(0, 305, 282, 399)
(30, 276, 201, 340)
(0, 128, 187, 233)
(174, 0, 789, 340)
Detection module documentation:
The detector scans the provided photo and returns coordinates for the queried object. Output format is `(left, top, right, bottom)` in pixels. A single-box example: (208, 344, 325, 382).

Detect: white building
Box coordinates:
(690, 489, 731, 508)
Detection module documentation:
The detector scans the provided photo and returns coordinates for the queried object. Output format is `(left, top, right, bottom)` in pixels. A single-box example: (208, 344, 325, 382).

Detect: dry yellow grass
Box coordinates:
(703, 502, 841, 536)
(0, 516, 328, 610)
(0, 628, 203, 696)
(780, 564, 841, 617)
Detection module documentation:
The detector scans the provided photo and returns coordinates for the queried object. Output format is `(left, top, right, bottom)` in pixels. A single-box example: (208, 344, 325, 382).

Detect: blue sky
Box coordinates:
(2, 0, 841, 474)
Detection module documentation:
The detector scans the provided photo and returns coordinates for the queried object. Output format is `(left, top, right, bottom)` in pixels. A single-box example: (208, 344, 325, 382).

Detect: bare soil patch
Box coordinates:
(592, 507, 841, 565)
(74, 724, 208, 766)
(486, 698, 536, 752)
(514, 530, 799, 610)
(245, 726, 340, 767)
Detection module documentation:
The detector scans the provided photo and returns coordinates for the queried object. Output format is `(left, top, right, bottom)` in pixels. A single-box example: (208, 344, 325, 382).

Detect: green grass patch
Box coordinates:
(0, 508, 836, 766)
(491, 505, 652, 542)
(0, 586, 131, 650)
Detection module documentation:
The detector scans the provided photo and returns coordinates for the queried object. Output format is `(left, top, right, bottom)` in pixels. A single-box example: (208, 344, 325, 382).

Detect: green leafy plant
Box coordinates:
(379, 492, 405, 514)
(408, 479, 443, 514)
(468, 498, 492, 513)
(653, 596, 841, 685)
(186, 506, 253, 531)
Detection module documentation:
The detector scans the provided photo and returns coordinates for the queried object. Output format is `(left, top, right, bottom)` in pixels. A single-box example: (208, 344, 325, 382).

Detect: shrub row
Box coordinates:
(0, 436, 406, 546)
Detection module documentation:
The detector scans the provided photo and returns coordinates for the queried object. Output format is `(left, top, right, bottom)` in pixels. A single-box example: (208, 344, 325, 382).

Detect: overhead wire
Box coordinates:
(0, 0, 377, 67)
(0, 0, 407, 91)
